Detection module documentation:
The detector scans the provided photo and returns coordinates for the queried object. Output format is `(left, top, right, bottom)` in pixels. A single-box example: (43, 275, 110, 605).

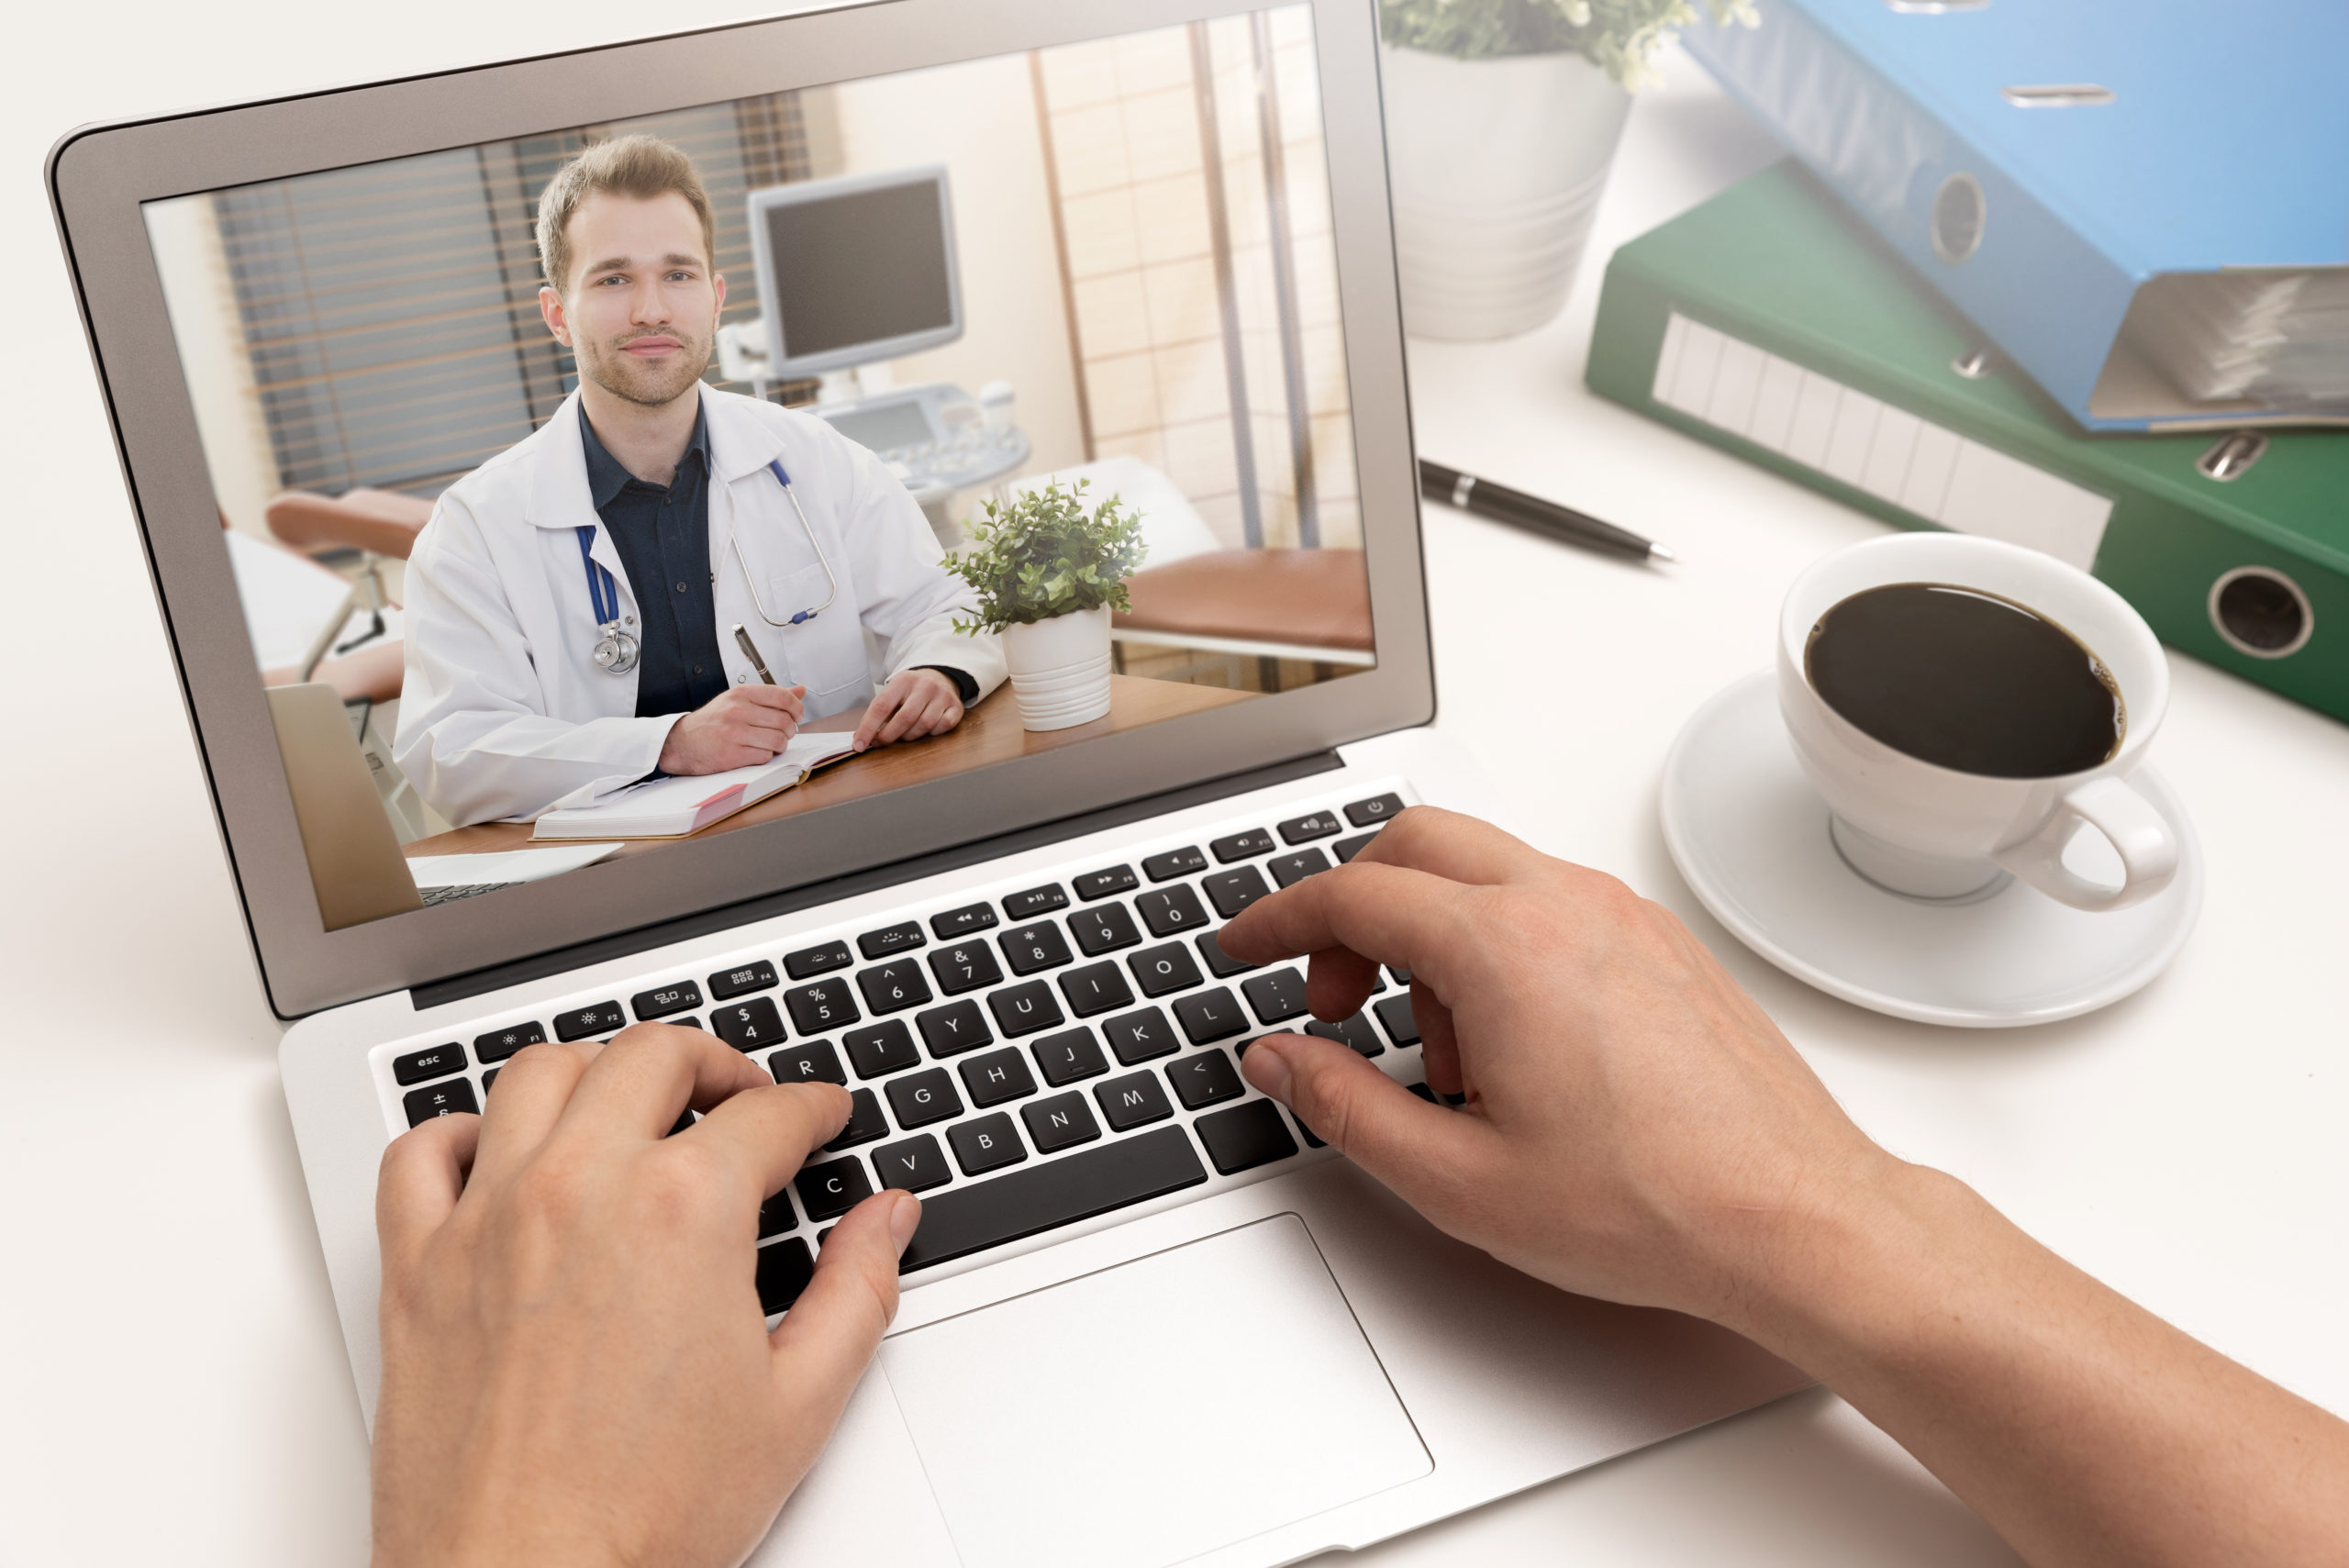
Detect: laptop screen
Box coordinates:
(135, 3, 1380, 939)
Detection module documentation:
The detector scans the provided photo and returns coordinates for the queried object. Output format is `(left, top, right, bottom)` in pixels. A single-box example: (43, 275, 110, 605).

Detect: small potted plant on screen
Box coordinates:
(950, 480, 1149, 731)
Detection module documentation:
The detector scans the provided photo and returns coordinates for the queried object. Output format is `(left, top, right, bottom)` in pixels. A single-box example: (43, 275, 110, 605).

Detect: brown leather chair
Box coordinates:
(1114, 547, 1374, 665)
(265, 487, 432, 561)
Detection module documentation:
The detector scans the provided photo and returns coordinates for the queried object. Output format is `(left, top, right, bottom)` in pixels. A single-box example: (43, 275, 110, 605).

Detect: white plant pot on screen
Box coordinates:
(1381, 43, 1631, 341)
(1001, 604, 1113, 732)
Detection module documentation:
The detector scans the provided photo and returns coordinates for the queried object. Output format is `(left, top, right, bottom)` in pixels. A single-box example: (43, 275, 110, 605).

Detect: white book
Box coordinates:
(530, 733, 856, 841)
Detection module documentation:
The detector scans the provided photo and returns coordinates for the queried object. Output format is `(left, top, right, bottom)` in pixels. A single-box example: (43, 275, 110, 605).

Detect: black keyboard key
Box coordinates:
(1058, 961, 1136, 1018)
(675, 1017, 707, 1032)
(1296, 1113, 1326, 1149)
(872, 1134, 952, 1193)
(1305, 1014, 1384, 1057)
(1095, 1070, 1174, 1130)
(796, 1157, 874, 1220)
(759, 1190, 797, 1240)
(843, 1019, 920, 1079)
(1387, 965, 1413, 985)
(930, 902, 998, 939)
(1174, 987, 1248, 1045)
(1344, 792, 1406, 828)
(1374, 995, 1421, 1047)
(827, 1088, 890, 1149)
(482, 1067, 501, 1092)
(1000, 921, 1074, 975)
(1002, 884, 1069, 919)
(1019, 1091, 1102, 1153)
(1194, 1099, 1298, 1173)
(959, 1047, 1038, 1107)
(1211, 828, 1275, 862)
(769, 1040, 847, 1086)
(857, 960, 932, 1016)
(1031, 1027, 1108, 1086)
(1135, 884, 1209, 939)
(1075, 864, 1139, 901)
(1195, 929, 1259, 978)
(784, 941, 853, 981)
(1127, 941, 1203, 998)
(900, 1126, 1207, 1272)
(1142, 845, 1207, 882)
(403, 1078, 479, 1125)
(553, 1001, 625, 1042)
(631, 982, 702, 1020)
(928, 939, 1005, 995)
(949, 1113, 1027, 1176)
(1268, 848, 1331, 888)
(1068, 903, 1142, 956)
(668, 1107, 698, 1139)
(886, 1067, 963, 1129)
(1332, 831, 1380, 864)
(711, 997, 786, 1051)
(1408, 1082, 1437, 1103)
(393, 1043, 465, 1085)
(785, 977, 860, 1035)
(858, 921, 926, 960)
(756, 1238, 816, 1314)
(1202, 867, 1270, 919)
(473, 1022, 544, 1063)
(988, 980, 1066, 1038)
(915, 999, 992, 1059)
(1102, 1006, 1181, 1064)
(1277, 809, 1343, 844)
(1167, 1048, 1245, 1110)
(1241, 966, 1309, 1025)
(709, 960, 779, 1000)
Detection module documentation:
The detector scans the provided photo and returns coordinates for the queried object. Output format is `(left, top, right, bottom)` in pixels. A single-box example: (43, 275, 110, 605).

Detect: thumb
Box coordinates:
(1241, 1034, 1486, 1217)
(767, 1190, 919, 1410)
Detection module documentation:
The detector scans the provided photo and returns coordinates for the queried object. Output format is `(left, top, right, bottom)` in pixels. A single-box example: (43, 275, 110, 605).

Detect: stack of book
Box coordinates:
(1586, 0, 2349, 721)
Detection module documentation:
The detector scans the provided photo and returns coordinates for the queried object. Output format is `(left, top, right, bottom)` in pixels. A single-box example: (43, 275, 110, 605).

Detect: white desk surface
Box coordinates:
(6, 6, 2345, 1564)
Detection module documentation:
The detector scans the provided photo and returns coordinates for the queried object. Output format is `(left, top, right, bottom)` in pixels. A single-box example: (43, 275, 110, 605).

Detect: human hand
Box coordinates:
(1218, 806, 1898, 1334)
(371, 1025, 918, 1568)
(660, 684, 807, 774)
(852, 668, 963, 751)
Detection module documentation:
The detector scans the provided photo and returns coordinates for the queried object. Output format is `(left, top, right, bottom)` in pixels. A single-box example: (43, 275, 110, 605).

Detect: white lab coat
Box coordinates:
(394, 384, 1004, 826)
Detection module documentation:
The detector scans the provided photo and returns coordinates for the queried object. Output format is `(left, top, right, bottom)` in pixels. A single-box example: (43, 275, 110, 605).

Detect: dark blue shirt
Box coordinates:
(579, 404, 727, 719)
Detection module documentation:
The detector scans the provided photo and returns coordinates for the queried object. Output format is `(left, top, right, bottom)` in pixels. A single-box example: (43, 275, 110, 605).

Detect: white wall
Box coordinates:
(827, 51, 1088, 508)
(144, 194, 282, 539)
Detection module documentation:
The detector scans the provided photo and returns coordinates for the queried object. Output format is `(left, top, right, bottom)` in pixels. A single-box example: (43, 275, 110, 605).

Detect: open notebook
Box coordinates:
(531, 732, 857, 841)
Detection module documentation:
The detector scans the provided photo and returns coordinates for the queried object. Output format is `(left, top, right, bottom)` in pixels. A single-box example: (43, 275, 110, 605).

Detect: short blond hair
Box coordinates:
(535, 135, 717, 296)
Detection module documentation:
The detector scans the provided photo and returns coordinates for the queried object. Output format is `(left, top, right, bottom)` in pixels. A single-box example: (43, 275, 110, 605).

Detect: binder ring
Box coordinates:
(1931, 172, 1986, 263)
(2208, 566, 2314, 660)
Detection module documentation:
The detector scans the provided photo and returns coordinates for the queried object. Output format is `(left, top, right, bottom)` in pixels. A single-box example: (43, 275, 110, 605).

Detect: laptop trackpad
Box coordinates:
(879, 1212, 1432, 1568)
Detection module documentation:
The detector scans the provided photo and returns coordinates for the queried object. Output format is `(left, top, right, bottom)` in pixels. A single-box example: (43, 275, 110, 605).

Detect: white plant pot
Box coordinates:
(1380, 43, 1632, 341)
(1001, 605, 1113, 731)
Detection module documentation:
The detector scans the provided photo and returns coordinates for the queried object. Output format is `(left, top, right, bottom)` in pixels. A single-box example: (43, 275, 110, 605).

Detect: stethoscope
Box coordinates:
(576, 457, 841, 676)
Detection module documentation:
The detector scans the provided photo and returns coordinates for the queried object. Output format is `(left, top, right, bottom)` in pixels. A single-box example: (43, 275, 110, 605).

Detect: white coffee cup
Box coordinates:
(1777, 533, 2180, 911)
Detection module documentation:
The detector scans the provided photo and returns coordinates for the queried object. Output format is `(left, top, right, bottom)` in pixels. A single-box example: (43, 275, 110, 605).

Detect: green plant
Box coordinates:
(949, 479, 1150, 635)
(1380, 0, 1755, 87)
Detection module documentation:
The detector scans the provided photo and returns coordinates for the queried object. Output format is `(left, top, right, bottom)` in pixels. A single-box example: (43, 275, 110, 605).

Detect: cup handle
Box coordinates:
(1991, 775, 2179, 912)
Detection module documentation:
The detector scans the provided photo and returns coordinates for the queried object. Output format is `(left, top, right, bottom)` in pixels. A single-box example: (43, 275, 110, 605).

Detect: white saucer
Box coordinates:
(1660, 672, 2204, 1029)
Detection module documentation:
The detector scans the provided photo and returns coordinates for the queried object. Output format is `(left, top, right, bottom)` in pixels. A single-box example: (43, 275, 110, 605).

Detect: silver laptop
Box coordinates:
(50, 2, 1804, 1562)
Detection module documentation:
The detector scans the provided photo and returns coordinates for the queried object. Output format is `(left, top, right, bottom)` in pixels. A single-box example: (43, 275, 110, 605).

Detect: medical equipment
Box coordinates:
(573, 527, 639, 675)
(733, 458, 840, 629)
(747, 166, 964, 381)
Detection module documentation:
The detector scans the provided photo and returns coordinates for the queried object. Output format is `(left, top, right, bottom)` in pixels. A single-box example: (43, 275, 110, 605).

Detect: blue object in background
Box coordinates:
(1682, 0, 2349, 433)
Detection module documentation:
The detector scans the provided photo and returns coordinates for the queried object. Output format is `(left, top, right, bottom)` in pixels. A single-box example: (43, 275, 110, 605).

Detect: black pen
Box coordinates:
(1418, 459, 1675, 564)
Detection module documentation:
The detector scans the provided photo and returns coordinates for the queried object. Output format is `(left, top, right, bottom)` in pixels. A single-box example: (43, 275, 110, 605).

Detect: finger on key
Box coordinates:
(1303, 945, 1384, 1023)
(1219, 859, 1482, 998)
(683, 1081, 854, 1214)
(1350, 806, 1550, 888)
(377, 1112, 481, 1271)
(769, 1191, 919, 1414)
(555, 1023, 774, 1144)
(466, 1038, 596, 1187)
(1414, 982, 1467, 1098)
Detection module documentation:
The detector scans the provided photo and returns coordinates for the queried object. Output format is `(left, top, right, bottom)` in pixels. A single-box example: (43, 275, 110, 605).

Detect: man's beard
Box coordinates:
(577, 327, 714, 409)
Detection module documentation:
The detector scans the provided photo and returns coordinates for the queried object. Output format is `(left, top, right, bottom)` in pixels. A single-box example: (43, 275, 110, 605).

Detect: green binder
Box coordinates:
(1586, 161, 2349, 726)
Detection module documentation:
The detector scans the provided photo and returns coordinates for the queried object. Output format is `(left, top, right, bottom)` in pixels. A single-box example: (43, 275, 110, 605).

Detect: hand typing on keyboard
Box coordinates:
(1220, 806, 2349, 1568)
(371, 1024, 919, 1568)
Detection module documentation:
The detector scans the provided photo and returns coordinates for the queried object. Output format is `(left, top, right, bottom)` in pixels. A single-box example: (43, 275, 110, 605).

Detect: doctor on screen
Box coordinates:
(394, 136, 1004, 827)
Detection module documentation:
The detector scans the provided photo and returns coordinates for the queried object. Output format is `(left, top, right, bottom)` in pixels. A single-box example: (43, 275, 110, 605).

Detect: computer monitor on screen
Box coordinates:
(748, 164, 963, 379)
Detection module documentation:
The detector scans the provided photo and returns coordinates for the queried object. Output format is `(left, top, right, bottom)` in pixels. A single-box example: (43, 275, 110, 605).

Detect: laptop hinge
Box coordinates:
(409, 748, 1343, 1013)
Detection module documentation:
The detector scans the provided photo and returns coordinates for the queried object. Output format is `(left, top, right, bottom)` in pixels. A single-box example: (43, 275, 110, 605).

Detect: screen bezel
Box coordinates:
(751, 162, 965, 377)
(49, 0, 1432, 1018)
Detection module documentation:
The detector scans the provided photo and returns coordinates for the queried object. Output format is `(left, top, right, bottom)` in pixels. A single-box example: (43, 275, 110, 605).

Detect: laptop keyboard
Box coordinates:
(378, 783, 1424, 1316)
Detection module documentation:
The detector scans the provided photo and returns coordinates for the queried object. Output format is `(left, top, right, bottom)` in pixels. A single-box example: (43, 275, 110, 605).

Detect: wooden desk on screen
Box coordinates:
(403, 673, 1255, 862)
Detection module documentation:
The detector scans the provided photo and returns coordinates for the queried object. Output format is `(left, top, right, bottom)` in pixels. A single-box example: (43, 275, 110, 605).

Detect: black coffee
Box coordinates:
(1805, 583, 2123, 778)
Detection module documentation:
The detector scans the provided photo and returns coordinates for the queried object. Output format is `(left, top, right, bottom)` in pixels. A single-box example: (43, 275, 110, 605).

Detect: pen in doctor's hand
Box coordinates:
(1418, 459, 1675, 565)
(732, 624, 777, 685)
